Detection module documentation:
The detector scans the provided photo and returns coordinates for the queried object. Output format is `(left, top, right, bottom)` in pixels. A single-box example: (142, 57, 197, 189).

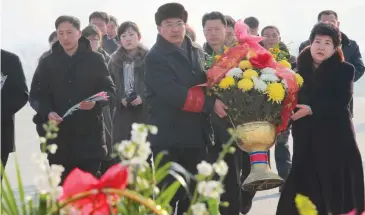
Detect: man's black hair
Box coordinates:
(55, 15, 81, 30)
(225, 15, 236, 28)
(244, 16, 259, 29)
(89, 11, 110, 24)
(109, 15, 119, 26)
(48, 31, 57, 43)
(155, 3, 188, 26)
(202, 11, 227, 28)
(317, 10, 338, 21)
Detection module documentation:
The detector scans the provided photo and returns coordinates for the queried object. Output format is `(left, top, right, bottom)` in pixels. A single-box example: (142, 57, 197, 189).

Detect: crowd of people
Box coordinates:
(1, 2, 365, 215)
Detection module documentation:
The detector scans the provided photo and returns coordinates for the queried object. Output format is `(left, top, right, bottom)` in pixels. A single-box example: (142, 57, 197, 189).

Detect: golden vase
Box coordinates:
(236, 121, 283, 191)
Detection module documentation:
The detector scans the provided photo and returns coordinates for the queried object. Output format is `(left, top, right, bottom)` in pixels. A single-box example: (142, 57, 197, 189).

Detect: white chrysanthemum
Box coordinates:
(259, 73, 280, 82)
(47, 144, 58, 154)
(226, 67, 243, 78)
(213, 160, 228, 177)
(191, 203, 208, 215)
(117, 140, 137, 159)
(197, 180, 224, 199)
(260, 67, 276, 75)
(252, 77, 268, 92)
(197, 161, 213, 176)
(132, 123, 148, 133)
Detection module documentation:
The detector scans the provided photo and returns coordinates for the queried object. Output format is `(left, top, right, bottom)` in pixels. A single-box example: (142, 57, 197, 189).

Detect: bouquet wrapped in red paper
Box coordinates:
(206, 20, 303, 191)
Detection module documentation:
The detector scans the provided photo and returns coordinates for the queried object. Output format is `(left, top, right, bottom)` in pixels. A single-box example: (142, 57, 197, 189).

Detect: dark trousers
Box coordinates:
(271, 129, 292, 180)
(100, 157, 120, 175)
(49, 159, 101, 185)
(240, 151, 256, 214)
(1, 150, 10, 180)
(152, 146, 210, 215)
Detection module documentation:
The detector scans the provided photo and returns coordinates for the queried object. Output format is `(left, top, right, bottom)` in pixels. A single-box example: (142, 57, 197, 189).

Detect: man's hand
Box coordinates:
(79, 101, 96, 110)
(131, 96, 142, 106)
(48, 112, 63, 125)
(214, 99, 228, 118)
(291, 104, 312, 121)
(121, 98, 127, 107)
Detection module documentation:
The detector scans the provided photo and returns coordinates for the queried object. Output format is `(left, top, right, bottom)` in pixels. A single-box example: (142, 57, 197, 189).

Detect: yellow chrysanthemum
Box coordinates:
(237, 78, 254, 92)
(218, 76, 235, 89)
(239, 60, 253, 70)
(272, 54, 278, 59)
(266, 82, 285, 103)
(242, 69, 259, 79)
(215, 55, 222, 61)
(223, 46, 229, 53)
(295, 194, 318, 215)
(278, 60, 292, 69)
(246, 49, 257, 58)
(273, 48, 280, 53)
(295, 73, 304, 87)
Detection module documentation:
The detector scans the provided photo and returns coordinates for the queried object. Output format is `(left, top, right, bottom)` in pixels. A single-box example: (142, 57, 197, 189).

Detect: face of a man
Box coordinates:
(248, 27, 259, 36)
(107, 21, 118, 38)
(225, 26, 236, 46)
(56, 22, 81, 52)
(158, 18, 186, 46)
(319, 14, 340, 28)
(203, 19, 226, 46)
(90, 18, 107, 35)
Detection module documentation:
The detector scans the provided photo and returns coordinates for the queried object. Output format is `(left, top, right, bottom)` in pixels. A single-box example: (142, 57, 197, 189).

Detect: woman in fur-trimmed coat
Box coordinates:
(276, 23, 364, 215)
(108, 21, 149, 146)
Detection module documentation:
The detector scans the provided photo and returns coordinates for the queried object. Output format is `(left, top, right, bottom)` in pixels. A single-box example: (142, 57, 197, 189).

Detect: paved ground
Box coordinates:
(3, 96, 365, 215)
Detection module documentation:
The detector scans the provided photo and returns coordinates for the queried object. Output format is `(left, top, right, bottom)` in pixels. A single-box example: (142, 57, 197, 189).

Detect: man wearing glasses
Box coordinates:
(145, 3, 228, 214)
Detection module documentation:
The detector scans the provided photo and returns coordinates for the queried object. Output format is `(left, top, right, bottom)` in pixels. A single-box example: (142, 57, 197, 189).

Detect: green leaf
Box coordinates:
(153, 151, 167, 170)
(14, 155, 27, 214)
(207, 198, 219, 215)
(154, 162, 172, 183)
(155, 181, 181, 208)
(1, 162, 19, 215)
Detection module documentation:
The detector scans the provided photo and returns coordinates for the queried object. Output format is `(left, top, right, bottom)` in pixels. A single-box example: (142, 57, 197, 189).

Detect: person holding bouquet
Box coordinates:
(30, 15, 116, 184)
(276, 23, 364, 215)
(145, 3, 227, 214)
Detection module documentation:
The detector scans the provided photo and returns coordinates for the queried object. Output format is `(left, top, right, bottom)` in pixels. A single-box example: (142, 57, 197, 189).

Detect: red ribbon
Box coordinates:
(274, 67, 298, 134)
(60, 164, 129, 214)
(182, 86, 205, 112)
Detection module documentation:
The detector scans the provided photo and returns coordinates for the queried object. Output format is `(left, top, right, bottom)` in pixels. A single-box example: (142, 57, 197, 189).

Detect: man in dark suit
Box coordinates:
(1, 50, 29, 170)
(145, 3, 227, 214)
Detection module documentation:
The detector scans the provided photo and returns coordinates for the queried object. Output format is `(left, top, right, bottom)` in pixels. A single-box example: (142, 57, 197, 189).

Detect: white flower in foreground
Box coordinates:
(149, 125, 158, 135)
(197, 180, 224, 199)
(197, 161, 213, 177)
(117, 140, 137, 159)
(191, 203, 208, 215)
(131, 129, 148, 144)
(136, 141, 152, 161)
(39, 137, 47, 144)
(260, 73, 279, 82)
(32, 152, 49, 170)
(47, 144, 58, 154)
(252, 77, 268, 93)
(213, 160, 228, 177)
(132, 123, 148, 134)
(260, 67, 276, 75)
(226, 67, 243, 78)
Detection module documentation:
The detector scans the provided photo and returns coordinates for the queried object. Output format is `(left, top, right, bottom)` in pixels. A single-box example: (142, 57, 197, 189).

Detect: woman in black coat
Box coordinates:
(276, 23, 364, 215)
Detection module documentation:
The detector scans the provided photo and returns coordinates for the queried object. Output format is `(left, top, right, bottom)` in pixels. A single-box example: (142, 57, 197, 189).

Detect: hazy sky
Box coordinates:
(1, 0, 365, 82)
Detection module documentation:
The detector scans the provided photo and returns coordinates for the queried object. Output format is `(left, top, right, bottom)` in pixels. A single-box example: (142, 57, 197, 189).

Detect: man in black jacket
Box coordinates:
(30, 15, 116, 183)
(1, 50, 29, 171)
(299, 10, 364, 83)
(145, 3, 227, 214)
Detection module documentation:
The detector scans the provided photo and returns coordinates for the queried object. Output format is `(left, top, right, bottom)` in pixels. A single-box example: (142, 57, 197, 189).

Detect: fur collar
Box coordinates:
(109, 44, 148, 69)
(297, 46, 344, 77)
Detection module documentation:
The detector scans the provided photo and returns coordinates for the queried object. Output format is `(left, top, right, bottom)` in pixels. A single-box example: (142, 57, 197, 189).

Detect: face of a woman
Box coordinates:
(86, 35, 100, 51)
(310, 35, 336, 64)
(120, 28, 140, 50)
(262, 27, 280, 48)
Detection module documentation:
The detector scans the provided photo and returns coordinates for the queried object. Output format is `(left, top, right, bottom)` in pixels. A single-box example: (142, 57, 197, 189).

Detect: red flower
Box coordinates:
(249, 52, 273, 69)
(60, 164, 128, 214)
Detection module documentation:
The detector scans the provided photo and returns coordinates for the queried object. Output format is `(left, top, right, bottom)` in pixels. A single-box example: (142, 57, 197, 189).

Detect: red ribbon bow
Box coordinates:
(60, 164, 128, 214)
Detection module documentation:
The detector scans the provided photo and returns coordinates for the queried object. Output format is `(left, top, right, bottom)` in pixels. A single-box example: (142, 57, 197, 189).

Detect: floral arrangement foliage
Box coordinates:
(206, 20, 303, 133)
(1, 121, 236, 215)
